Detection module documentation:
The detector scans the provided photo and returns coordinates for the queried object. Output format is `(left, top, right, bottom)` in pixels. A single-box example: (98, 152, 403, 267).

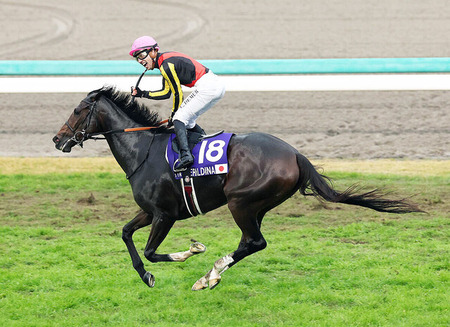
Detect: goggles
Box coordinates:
(133, 47, 156, 61)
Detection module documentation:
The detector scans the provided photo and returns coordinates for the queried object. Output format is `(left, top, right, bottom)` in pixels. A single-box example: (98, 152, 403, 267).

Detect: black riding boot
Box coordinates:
(173, 120, 194, 171)
(188, 124, 206, 135)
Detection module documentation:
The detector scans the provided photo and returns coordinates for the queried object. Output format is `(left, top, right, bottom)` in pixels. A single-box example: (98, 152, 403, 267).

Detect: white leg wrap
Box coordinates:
(208, 254, 234, 287)
(213, 254, 234, 273)
(169, 241, 206, 262)
(192, 254, 234, 291)
(169, 250, 192, 262)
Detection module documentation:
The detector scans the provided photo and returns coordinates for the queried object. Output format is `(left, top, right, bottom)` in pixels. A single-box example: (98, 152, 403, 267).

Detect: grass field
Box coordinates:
(0, 158, 448, 326)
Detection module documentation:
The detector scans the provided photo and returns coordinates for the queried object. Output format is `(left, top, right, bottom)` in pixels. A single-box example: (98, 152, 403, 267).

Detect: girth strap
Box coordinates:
(179, 172, 203, 217)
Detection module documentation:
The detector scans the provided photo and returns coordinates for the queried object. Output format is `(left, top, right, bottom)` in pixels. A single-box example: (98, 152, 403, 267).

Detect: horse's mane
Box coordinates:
(89, 86, 168, 129)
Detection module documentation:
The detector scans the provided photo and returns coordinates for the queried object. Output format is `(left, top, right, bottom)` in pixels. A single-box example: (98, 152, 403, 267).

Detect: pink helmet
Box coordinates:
(129, 36, 159, 56)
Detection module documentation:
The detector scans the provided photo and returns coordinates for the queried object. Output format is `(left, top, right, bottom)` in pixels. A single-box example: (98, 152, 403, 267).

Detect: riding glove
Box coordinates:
(132, 86, 148, 98)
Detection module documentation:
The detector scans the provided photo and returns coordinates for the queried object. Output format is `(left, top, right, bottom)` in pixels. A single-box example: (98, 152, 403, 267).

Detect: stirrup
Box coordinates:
(173, 156, 193, 172)
(173, 159, 188, 172)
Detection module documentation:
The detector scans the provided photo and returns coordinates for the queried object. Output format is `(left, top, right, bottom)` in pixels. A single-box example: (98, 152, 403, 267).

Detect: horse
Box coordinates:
(53, 86, 422, 291)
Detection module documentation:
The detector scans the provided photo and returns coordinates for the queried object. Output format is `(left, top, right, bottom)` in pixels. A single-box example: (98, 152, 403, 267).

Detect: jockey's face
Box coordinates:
(136, 49, 157, 70)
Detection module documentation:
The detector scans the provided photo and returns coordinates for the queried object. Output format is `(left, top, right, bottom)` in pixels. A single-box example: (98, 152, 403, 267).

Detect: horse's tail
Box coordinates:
(295, 153, 422, 214)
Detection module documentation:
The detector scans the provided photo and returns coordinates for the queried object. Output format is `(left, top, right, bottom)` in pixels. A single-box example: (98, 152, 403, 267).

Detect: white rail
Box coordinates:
(1, 74, 449, 93)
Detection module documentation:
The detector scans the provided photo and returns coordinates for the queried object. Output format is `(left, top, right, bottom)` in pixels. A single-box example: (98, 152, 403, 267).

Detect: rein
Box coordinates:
(65, 99, 168, 179)
(87, 119, 169, 141)
(66, 99, 168, 146)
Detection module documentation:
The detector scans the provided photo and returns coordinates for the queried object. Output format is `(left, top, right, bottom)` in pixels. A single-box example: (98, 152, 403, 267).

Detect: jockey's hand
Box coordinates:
(168, 112, 175, 127)
(131, 86, 145, 98)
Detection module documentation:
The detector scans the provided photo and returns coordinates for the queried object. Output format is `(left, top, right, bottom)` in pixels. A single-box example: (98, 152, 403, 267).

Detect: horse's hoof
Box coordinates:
(209, 276, 221, 290)
(192, 277, 208, 291)
(143, 271, 155, 288)
(190, 241, 206, 254)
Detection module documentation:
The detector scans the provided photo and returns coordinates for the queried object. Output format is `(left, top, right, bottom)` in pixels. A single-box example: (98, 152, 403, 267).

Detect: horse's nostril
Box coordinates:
(52, 136, 59, 144)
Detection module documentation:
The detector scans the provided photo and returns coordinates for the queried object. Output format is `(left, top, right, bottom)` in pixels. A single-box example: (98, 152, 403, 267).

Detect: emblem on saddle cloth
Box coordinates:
(165, 132, 233, 217)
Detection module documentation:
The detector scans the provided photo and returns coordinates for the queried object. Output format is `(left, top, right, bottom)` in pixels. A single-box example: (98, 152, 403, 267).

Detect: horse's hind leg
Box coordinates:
(192, 205, 267, 291)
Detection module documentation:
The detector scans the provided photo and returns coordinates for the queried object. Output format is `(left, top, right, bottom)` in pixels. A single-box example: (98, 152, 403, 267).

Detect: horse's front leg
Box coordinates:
(142, 214, 206, 286)
(167, 239, 207, 262)
(122, 210, 154, 287)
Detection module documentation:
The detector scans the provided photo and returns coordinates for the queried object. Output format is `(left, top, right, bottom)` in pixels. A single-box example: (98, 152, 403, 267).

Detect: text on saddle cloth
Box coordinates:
(166, 132, 233, 180)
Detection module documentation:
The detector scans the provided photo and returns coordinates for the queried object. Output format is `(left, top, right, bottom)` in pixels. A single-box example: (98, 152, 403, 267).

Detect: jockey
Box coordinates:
(130, 36, 226, 172)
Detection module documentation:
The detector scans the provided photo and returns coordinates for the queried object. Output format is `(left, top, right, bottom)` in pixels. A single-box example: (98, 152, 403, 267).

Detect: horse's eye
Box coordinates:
(74, 105, 86, 114)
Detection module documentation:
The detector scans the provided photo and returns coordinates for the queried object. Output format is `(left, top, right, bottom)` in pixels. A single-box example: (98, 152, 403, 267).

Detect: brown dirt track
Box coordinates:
(0, 0, 449, 159)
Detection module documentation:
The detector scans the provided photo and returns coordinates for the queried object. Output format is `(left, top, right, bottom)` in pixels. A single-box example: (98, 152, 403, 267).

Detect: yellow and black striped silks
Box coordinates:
(147, 51, 209, 113)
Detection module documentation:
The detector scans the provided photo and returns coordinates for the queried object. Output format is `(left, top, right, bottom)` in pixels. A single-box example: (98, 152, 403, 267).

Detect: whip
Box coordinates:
(131, 68, 148, 102)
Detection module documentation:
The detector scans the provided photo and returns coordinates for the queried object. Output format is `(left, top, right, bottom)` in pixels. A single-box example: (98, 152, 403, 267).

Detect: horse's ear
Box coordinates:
(87, 88, 103, 102)
(90, 92, 101, 102)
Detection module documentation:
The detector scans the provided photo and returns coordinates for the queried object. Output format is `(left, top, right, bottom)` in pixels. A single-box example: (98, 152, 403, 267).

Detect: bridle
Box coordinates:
(64, 98, 168, 149)
(64, 96, 169, 179)
(65, 100, 98, 148)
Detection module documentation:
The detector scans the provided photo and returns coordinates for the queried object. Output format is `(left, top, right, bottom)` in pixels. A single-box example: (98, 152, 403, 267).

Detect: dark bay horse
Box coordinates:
(53, 86, 421, 290)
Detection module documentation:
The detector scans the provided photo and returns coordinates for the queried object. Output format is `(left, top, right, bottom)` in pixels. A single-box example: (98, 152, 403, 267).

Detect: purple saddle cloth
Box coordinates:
(166, 132, 233, 180)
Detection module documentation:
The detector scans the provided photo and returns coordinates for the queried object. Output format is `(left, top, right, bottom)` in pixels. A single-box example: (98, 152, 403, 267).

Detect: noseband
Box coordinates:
(65, 100, 97, 148)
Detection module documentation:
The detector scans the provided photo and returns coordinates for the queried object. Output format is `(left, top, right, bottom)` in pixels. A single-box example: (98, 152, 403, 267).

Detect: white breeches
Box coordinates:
(173, 71, 225, 129)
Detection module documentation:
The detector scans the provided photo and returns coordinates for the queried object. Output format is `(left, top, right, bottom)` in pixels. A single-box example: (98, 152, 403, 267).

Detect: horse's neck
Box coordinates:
(99, 102, 155, 177)
(107, 133, 152, 172)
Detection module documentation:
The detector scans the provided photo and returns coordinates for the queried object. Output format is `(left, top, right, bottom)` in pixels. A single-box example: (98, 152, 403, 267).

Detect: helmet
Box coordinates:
(129, 36, 159, 56)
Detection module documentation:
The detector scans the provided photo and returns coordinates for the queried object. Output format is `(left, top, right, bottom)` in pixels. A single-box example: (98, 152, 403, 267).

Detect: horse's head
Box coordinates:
(53, 91, 101, 152)
(54, 86, 167, 153)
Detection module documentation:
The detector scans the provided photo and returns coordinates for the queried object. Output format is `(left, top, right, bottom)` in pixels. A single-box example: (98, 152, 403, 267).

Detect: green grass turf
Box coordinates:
(0, 171, 448, 326)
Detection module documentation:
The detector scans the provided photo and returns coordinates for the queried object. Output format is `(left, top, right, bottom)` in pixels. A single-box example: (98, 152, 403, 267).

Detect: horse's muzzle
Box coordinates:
(52, 135, 72, 152)
(52, 135, 62, 149)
